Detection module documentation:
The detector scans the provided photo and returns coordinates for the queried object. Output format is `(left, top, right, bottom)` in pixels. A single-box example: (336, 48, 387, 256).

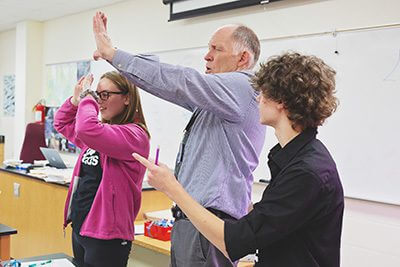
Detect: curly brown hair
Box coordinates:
(252, 52, 338, 130)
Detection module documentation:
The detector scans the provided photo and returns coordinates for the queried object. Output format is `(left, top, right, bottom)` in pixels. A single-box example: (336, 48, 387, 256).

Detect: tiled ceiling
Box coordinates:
(0, 0, 128, 32)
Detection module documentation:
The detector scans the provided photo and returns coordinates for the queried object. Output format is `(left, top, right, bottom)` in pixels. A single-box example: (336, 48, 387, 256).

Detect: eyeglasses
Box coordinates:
(95, 90, 127, 101)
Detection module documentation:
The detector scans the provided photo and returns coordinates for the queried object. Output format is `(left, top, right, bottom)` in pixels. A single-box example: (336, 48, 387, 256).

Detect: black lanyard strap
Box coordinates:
(184, 109, 201, 133)
(174, 109, 201, 178)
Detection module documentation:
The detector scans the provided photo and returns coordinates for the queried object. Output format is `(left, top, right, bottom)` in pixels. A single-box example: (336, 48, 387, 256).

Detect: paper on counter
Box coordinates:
(21, 258, 75, 267)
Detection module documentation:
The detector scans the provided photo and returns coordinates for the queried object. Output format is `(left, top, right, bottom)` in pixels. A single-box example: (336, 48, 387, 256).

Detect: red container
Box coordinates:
(144, 221, 172, 241)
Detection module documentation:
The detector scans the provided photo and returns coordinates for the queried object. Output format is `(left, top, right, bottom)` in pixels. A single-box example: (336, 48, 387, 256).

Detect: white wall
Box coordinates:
(342, 198, 400, 267)
(0, 29, 16, 159)
(42, 0, 400, 64)
(1, 0, 399, 265)
(14, 21, 44, 158)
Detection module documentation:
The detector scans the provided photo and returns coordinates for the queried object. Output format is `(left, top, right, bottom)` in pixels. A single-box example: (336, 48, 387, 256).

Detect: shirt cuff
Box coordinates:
(79, 96, 98, 107)
(224, 217, 257, 262)
(67, 96, 79, 110)
(111, 49, 133, 71)
(111, 49, 160, 79)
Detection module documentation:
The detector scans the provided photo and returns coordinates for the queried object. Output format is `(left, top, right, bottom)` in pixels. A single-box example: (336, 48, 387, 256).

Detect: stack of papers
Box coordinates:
(144, 209, 174, 221)
(21, 258, 74, 267)
(29, 167, 73, 184)
(33, 160, 49, 167)
(134, 224, 145, 235)
(3, 159, 23, 167)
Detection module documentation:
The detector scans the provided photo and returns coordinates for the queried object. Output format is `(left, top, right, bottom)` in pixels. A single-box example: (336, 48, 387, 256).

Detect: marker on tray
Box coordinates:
(155, 146, 160, 166)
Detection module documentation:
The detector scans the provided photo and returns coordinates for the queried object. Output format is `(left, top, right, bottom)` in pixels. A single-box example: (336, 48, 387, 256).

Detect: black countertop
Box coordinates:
(0, 166, 69, 188)
(0, 223, 17, 236)
(0, 166, 154, 191)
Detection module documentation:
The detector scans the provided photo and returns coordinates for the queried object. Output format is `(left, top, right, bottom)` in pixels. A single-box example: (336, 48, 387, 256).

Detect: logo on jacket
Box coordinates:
(82, 148, 99, 166)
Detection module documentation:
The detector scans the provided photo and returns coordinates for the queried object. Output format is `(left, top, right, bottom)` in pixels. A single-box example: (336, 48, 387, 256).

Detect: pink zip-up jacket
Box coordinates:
(54, 96, 150, 241)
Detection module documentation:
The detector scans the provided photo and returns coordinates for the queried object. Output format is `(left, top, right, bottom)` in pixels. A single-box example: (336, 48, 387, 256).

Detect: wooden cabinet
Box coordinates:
(0, 169, 172, 258)
(0, 142, 4, 167)
(0, 170, 71, 258)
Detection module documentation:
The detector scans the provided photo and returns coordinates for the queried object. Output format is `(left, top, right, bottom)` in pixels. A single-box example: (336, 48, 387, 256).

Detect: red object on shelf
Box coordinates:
(144, 221, 172, 241)
(33, 101, 46, 122)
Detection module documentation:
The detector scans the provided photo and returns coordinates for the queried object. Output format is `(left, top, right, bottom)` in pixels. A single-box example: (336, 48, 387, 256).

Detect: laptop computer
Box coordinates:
(39, 147, 68, 169)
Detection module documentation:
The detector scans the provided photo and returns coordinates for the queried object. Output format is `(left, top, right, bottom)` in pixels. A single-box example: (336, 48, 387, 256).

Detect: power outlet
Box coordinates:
(13, 182, 20, 197)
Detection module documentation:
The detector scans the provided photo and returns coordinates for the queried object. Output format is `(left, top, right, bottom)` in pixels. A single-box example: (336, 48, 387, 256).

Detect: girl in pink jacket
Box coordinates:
(54, 71, 150, 267)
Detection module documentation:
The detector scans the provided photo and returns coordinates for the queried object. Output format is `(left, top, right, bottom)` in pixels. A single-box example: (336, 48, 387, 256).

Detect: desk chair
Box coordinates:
(19, 122, 46, 163)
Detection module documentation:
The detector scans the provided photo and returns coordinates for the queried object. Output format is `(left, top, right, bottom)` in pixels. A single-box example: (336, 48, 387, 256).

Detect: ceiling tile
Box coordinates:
(0, 0, 128, 32)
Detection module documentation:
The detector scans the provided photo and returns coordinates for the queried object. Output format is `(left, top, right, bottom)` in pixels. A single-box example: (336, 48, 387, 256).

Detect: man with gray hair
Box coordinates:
(230, 24, 261, 69)
(93, 11, 265, 266)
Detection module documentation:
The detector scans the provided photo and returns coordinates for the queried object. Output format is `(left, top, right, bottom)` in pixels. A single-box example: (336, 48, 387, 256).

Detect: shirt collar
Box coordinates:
(268, 128, 318, 170)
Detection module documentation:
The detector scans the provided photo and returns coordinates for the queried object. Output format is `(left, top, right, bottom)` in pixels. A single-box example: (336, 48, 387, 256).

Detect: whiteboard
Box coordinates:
(92, 26, 400, 205)
(252, 26, 400, 205)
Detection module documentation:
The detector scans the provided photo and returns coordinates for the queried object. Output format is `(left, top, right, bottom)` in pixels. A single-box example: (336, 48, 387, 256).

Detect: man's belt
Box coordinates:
(171, 205, 235, 221)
